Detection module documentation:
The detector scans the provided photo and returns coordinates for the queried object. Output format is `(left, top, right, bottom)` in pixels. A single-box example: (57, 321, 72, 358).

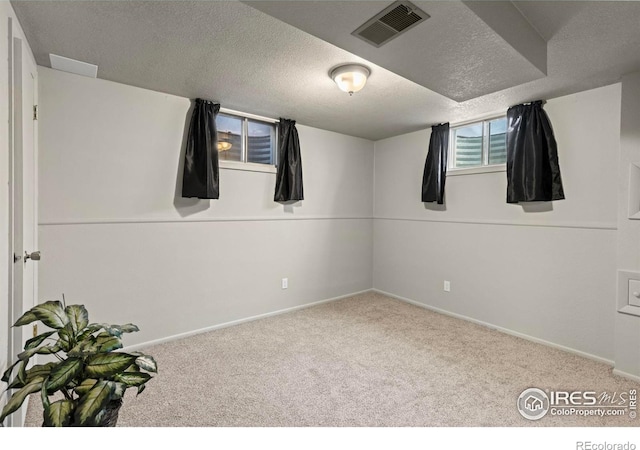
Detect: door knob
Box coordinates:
(24, 251, 41, 262)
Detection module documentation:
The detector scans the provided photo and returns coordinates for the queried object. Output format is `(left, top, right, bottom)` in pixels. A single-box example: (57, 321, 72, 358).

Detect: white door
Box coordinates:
(4, 36, 38, 428)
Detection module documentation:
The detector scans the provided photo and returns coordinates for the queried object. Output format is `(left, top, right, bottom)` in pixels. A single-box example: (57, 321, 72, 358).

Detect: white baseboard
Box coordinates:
(125, 289, 373, 352)
(372, 288, 615, 367)
(612, 369, 640, 383)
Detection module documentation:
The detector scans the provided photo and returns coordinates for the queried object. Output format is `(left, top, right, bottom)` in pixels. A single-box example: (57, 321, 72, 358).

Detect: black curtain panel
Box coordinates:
(274, 118, 304, 202)
(506, 101, 565, 203)
(182, 99, 221, 199)
(421, 123, 450, 204)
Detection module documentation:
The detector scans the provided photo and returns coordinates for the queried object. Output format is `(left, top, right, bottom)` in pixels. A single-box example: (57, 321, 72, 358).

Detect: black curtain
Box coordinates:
(274, 118, 304, 202)
(182, 99, 220, 199)
(506, 101, 565, 203)
(421, 123, 450, 204)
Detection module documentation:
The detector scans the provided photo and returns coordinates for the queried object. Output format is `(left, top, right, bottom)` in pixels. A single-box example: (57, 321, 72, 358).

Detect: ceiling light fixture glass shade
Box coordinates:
(331, 64, 370, 96)
(217, 141, 232, 152)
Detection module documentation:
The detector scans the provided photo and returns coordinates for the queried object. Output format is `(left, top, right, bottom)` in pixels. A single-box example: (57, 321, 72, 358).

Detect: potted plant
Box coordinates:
(0, 299, 157, 426)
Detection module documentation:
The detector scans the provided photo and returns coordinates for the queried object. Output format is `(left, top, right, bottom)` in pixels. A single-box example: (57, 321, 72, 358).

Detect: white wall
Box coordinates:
(373, 84, 620, 362)
(615, 72, 640, 378)
(38, 67, 374, 347)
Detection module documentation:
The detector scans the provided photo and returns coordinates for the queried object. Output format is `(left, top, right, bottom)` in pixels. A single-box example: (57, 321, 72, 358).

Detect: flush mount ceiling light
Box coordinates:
(217, 141, 232, 152)
(330, 64, 370, 96)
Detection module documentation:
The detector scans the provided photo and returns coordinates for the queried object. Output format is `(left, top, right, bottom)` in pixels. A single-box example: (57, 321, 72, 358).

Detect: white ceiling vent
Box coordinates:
(352, 1, 430, 48)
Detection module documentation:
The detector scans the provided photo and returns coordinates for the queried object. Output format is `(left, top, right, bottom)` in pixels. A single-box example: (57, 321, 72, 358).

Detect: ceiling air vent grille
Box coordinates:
(357, 21, 397, 46)
(352, 1, 429, 48)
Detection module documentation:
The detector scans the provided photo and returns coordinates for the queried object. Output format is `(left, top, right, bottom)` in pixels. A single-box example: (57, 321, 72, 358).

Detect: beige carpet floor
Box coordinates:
(24, 292, 640, 426)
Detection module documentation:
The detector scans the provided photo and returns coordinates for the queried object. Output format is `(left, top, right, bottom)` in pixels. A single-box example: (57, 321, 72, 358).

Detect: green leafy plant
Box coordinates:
(0, 299, 156, 426)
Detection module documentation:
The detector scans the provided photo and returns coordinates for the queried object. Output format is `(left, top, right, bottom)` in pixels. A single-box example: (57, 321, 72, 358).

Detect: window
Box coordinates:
(216, 110, 277, 171)
(247, 120, 276, 165)
(449, 116, 507, 172)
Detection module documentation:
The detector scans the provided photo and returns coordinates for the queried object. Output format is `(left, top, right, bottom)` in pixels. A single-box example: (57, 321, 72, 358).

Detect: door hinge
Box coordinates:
(33, 105, 38, 120)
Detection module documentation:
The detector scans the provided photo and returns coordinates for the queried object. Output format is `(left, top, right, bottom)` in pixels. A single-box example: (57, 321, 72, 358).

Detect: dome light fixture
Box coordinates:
(330, 64, 370, 96)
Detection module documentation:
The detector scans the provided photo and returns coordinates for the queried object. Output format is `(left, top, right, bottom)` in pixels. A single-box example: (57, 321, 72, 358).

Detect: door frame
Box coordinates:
(4, 32, 38, 428)
(2, 16, 15, 429)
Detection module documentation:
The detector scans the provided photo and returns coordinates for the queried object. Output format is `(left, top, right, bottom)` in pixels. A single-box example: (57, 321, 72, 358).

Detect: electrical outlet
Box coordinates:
(32, 324, 38, 337)
(444, 280, 451, 292)
(282, 278, 288, 289)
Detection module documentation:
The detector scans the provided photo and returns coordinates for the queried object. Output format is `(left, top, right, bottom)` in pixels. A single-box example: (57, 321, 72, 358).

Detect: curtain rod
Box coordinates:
(219, 106, 279, 124)
(432, 98, 548, 129)
(519, 99, 547, 106)
(447, 109, 506, 129)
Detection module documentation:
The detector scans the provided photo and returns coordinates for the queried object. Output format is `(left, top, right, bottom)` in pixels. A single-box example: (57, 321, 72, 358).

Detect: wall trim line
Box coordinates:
(612, 369, 640, 383)
(39, 216, 617, 230)
(39, 216, 374, 226)
(372, 288, 615, 367)
(123, 289, 373, 352)
(374, 216, 617, 231)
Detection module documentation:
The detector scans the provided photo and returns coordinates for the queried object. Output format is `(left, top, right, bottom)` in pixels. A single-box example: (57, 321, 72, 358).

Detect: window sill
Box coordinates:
(219, 160, 277, 174)
(448, 164, 506, 177)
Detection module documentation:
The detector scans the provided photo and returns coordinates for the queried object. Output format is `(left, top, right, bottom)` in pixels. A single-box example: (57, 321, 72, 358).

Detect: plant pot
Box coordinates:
(41, 399, 123, 427)
(97, 399, 123, 427)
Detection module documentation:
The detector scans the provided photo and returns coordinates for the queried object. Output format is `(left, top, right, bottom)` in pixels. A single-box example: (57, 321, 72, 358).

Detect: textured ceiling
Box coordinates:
(248, 0, 548, 101)
(10, 1, 640, 141)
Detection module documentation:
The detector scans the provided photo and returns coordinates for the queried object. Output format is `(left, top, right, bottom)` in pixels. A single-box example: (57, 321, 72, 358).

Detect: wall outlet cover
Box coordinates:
(617, 270, 640, 317)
